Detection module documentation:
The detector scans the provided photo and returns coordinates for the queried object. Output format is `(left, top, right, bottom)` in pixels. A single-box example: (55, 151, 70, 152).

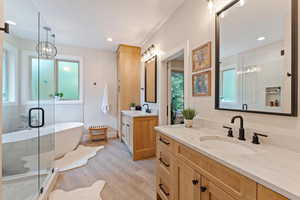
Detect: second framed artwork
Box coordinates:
(192, 71, 211, 96)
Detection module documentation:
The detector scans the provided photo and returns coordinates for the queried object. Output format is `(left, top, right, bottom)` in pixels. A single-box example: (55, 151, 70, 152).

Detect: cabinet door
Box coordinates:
(174, 160, 201, 200)
(201, 177, 235, 200)
(257, 185, 288, 200)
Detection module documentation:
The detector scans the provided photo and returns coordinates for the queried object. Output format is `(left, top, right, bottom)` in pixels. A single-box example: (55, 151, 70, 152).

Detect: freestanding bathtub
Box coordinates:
(2, 122, 83, 176)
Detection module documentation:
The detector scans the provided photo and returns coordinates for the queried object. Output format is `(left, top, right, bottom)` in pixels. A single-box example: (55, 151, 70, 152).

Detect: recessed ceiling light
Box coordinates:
(240, 0, 245, 7)
(107, 37, 113, 42)
(257, 37, 265, 41)
(5, 20, 16, 26)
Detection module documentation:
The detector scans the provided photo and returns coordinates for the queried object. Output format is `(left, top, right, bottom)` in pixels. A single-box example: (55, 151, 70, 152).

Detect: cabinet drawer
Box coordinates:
(257, 185, 288, 200)
(176, 143, 256, 200)
(157, 133, 175, 153)
(157, 173, 173, 200)
(157, 148, 173, 175)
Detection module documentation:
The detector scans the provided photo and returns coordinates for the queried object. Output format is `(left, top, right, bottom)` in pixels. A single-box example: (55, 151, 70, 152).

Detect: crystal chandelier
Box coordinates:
(36, 26, 57, 59)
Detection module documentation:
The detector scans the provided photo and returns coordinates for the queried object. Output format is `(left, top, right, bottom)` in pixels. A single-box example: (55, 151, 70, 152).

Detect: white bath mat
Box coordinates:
(49, 180, 105, 200)
(55, 145, 104, 172)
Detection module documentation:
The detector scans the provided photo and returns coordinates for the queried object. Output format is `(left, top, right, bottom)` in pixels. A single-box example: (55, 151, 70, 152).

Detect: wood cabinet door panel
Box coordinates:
(133, 116, 158, 160)
(257, 185, 288, 200)
(174, 160, 201, 200)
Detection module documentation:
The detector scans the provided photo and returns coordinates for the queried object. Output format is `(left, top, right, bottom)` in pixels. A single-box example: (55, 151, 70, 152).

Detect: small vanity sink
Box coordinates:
(199, 136, 256, 155)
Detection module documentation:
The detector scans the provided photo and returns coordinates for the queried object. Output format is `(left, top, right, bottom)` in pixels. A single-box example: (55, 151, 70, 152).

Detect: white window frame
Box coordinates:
(22, 51, 83, 105)
(3, 42, 18, 105)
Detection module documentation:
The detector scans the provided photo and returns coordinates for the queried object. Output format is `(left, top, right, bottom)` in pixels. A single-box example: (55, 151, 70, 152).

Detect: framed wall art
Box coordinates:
(192, 41, 211, 72)
(192, 71, 211, 96)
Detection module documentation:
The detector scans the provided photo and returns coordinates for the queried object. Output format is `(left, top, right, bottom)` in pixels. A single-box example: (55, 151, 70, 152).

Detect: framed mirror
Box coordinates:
(145, 56, 157, 103)
(215, 0, 298, 116)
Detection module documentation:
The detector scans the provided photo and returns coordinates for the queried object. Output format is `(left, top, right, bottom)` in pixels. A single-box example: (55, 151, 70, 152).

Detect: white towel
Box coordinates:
(101, 83, 110, 113)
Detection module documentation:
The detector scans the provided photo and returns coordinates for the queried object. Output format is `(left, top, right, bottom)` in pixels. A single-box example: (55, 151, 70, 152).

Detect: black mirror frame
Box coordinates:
(144, 56, 158, 103)
(215, 0, 298, 117)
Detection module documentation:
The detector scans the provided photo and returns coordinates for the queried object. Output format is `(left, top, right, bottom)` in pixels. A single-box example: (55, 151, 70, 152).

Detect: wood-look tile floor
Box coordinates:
(54, 139, 156, 200)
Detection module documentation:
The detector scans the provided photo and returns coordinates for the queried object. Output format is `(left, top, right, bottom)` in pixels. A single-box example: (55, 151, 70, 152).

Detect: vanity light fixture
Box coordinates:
(107, 37, 113, 42)
(257, 37, 265, 41)
(141, 44, 156, 62)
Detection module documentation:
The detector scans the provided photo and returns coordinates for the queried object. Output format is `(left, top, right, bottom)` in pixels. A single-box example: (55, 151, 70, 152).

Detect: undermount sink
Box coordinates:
(199, 136, 256, 155)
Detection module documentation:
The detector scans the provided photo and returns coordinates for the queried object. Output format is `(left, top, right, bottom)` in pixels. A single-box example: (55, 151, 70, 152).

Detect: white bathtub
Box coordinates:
(54, 122, 84, 158)
(2, 122, 83, 176)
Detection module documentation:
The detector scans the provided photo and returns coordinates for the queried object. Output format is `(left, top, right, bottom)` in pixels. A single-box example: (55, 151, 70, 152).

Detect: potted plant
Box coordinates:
(54, 92, 64, 101)
(182, 108, 196, 128)
(130, 102, 136, 111)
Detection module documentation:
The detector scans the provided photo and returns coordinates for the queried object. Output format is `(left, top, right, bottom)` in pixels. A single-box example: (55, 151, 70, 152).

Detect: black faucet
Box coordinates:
(231, 115, 245, 141)
(143, 104, 151, 113)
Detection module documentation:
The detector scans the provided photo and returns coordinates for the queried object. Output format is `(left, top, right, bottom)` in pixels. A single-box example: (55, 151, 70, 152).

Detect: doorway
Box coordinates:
(167, 51, 184, 125)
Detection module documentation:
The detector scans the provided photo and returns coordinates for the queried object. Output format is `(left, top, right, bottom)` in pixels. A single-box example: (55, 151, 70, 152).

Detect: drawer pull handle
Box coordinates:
(159, 184, 170, 196)
(200, 186, 207, 192)
(159, 138, 170, 145)
(192, 179, 199, 185)
(159, 158, 170, 168)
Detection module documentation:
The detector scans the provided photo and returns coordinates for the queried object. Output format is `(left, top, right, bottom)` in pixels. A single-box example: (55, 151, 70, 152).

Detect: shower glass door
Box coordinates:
(2, 0, 56, 199)
(38, 15, 56, 193)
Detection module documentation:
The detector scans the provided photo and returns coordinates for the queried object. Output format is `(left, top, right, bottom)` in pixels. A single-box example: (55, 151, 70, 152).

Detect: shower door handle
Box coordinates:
(29, 107, 45, 128)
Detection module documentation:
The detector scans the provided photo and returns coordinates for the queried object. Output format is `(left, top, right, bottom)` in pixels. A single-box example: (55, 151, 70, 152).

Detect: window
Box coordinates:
(2, 50, 8, 102)
(221, 68, 236, 102)
(2, 46, 17, 103)
(31, 58, 55, 100)
(30, 58, 80, 101)
(57, 60, 79, 100)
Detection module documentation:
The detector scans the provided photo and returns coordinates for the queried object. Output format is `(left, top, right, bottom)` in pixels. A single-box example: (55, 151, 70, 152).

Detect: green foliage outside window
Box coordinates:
(171, 71, 184, 124)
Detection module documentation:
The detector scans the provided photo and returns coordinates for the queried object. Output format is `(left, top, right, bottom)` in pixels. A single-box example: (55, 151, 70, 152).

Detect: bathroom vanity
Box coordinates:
(121, 111, 158, 160)
(155, 125, 300, 200)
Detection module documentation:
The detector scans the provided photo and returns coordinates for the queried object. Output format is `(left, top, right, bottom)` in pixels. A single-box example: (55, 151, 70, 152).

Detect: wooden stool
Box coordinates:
(88, 126, 108, 142)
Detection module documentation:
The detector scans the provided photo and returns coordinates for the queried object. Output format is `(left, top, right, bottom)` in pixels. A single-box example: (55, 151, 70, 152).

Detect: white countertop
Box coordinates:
(155, 125, 300, 200)
(121, 110, 158, 118)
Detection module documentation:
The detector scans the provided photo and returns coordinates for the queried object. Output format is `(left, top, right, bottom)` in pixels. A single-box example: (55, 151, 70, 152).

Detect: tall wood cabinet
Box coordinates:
(117, 44, 141, 110)
(117, 45, 141, 137)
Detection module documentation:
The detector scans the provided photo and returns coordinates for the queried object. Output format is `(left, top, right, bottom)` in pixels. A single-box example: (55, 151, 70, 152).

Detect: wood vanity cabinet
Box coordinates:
(121, 114, 158, 161)
(156, 132, 289, 200)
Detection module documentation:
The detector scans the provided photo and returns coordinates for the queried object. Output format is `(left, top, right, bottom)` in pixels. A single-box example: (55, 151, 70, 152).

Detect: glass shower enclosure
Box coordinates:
(2, 0, 56, 199)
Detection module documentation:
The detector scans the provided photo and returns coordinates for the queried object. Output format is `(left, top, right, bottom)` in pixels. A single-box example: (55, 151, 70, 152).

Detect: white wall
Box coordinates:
(3, 36, 117, 136)
(142, 0, 300, 152)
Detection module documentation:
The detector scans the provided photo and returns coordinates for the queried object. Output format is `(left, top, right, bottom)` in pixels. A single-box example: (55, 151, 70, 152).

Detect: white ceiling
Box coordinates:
(220, 0, 291, 58)
(5, 0, 184, 51)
